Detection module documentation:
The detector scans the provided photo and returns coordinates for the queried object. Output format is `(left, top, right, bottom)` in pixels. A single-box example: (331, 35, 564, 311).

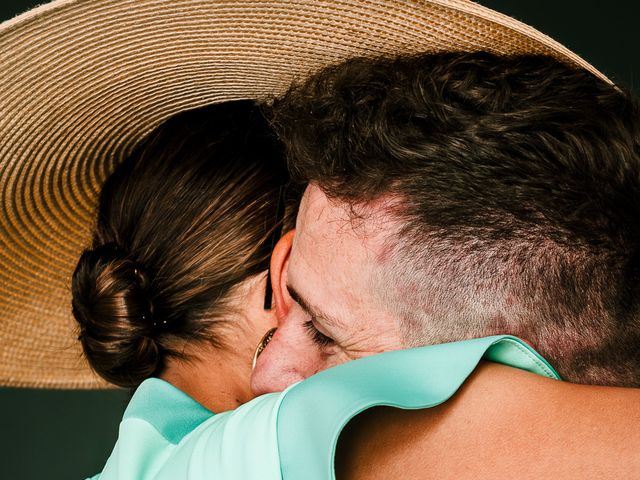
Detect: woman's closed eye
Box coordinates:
(303, 320, 334, 347)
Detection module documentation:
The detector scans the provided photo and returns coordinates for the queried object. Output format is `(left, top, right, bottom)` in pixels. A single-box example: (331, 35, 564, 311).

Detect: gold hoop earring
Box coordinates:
(252, 327, 277, 370)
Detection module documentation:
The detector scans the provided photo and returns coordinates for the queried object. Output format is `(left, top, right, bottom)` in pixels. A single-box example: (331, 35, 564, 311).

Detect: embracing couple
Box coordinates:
(74, 52, 640, 479)
(1, 1, 639, 479)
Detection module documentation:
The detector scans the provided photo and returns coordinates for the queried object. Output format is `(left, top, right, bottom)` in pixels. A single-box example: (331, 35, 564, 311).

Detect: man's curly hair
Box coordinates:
(272, 52, 640, 386)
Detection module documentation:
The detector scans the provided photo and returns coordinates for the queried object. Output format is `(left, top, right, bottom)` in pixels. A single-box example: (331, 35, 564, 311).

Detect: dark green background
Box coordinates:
(1, 1, 638, 479)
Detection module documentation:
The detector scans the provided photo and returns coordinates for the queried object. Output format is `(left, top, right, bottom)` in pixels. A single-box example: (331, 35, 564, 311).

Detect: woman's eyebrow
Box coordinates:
(286, 284, 341, 327)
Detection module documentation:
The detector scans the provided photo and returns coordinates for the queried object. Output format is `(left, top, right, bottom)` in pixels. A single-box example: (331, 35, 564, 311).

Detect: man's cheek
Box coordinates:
(250, 326, 326, 394)
(250, 339, 296, 394)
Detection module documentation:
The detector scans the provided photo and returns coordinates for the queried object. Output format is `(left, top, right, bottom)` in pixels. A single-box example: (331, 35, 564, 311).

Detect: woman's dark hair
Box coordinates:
(72, 100, 289, 388)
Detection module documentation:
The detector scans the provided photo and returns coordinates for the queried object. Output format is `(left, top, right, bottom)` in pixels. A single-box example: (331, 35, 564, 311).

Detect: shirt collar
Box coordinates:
(123, 377, 215, 444)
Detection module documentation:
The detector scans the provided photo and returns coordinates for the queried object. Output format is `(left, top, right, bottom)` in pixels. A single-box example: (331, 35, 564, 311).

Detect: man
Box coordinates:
(249, 52, 640, 477)
(252, 51, 640, 393)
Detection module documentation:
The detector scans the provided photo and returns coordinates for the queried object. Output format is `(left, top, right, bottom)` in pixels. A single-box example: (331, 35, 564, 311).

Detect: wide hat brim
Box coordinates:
(0, 0, 608, 389)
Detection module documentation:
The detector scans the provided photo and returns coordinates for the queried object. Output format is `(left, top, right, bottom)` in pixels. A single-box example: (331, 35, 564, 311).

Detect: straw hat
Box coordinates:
(0, 0, 609, 389)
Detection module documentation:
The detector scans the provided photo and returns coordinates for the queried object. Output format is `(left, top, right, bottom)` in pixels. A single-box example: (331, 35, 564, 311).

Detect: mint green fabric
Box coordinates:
(94, 379, 284, 479)
(277, 335, 559, 480)
(90, 335, 559, 479)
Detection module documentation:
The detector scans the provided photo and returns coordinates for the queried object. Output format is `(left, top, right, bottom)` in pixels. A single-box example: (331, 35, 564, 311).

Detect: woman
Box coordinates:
(73, 101, 638, 480)
(72, 100, 291, 412)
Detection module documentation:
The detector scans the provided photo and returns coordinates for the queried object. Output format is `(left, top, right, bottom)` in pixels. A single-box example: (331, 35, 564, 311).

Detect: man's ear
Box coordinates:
(270, 230, 295, 320)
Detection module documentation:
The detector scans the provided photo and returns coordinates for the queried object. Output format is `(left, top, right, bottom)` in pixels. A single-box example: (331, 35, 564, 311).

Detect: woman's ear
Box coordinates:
(270, 230, 295, 320)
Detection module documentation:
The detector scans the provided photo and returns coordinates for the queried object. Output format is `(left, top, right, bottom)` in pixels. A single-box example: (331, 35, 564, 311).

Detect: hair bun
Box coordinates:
(71, 242, 161, 388)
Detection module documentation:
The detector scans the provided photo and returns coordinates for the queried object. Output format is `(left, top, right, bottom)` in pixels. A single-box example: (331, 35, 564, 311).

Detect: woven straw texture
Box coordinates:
(0, 0, 607, 389)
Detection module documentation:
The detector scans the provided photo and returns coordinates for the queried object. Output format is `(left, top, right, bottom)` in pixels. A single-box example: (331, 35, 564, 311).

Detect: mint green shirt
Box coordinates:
(92, 335, 559, 479)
